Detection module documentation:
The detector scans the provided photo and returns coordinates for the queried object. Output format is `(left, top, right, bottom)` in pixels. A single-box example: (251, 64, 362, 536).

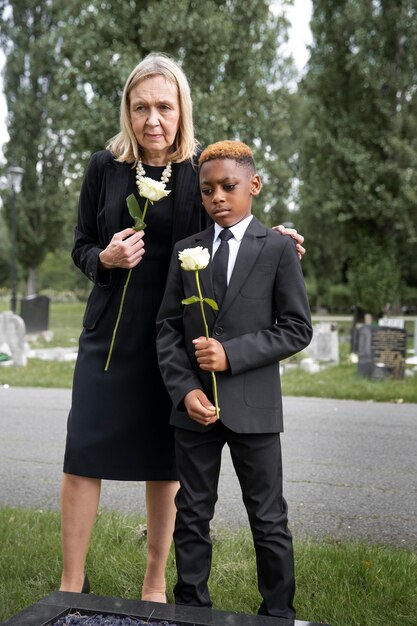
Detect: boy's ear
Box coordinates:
(250, 174, 262, 196)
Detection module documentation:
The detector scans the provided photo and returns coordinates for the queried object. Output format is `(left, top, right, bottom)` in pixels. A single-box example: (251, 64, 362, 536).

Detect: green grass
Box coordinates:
(0, 359, 75, 388)
(0, 508, 416, 626)
(281, 362, 417, 403)
(0, 300, 416, 402)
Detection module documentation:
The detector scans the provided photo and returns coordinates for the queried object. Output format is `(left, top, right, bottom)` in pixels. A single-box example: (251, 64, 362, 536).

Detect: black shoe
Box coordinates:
(81, 573, 90, 594)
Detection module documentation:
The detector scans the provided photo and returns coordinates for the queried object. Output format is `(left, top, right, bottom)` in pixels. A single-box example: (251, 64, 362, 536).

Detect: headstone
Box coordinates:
(300, 357, 321, 373)
(307, 322, 339, 364)
(2, 591, 332, 626)
(357, 324, 407, 379)
(0, 312, 27, 366)
(20, 294, 50, 333)
(378, 318, 405, 329)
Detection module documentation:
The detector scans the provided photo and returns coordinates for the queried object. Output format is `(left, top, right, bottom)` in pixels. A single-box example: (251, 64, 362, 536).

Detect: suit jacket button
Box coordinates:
(214, 327, 223, 336)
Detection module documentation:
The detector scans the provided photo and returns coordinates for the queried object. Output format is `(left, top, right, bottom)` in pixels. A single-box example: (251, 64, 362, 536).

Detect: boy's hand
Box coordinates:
(193, 337, 229, 372)
(184, 389, 218, 426)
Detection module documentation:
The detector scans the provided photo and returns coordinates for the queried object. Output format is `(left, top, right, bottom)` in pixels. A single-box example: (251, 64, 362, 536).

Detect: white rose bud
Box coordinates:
(138, 176, 171, 203)
(178, 247, 211, 271)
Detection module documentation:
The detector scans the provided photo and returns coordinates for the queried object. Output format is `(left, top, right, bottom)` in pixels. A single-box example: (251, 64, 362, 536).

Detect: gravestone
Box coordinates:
(0, 312, 27, 366)
(2, 591, 332, 626)
(307, 322, 339, 364)
(20, 294, 50, 333)
(378, 318, 405, 329)
(357, 324, 406, 379)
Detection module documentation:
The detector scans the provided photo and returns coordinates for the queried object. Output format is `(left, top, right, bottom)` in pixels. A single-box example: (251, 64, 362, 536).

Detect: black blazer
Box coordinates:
(72, 150, 208, 330)
(156, 217, 313, 434)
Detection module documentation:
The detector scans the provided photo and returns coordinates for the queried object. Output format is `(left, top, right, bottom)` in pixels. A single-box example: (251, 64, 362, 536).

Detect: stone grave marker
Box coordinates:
(357, 324, 406, 379)
(20, 294, 50, 333)
(378, 317, 405, 329)
(0, 311, 27, 366)
(307, 322, 339, 364)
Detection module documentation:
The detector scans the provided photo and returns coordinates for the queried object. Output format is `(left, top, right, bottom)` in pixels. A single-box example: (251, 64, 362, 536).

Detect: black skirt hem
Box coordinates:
(62, 464, 178, 482)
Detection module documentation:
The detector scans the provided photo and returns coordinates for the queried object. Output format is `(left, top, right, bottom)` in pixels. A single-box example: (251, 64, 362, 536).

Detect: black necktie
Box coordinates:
(212, 228, 233, 307)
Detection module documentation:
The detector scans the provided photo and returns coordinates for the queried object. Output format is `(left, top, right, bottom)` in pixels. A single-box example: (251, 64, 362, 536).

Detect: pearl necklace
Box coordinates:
(136, 158, 172, 190)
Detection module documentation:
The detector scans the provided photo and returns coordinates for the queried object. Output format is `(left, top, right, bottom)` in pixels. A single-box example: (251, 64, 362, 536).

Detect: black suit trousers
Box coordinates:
(173, 422, 296, 619)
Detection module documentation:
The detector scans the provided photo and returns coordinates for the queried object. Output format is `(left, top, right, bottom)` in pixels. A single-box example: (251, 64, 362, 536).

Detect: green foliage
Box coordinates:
(1, 1, 297, 291)
(0, 0, 70, 289)
(347, 237, 401, 317)
(298, 0, 417, 313)
(0, 212, 11, 286)
(326, 283, 352, 314)
(36, 249, 90, 296)
(136, 0, 296, 221)
(80, 0, 295, 219)
(1, 508, 417, 626)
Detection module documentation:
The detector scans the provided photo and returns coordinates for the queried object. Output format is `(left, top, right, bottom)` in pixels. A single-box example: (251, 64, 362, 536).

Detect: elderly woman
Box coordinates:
(60, 52, 305, 602)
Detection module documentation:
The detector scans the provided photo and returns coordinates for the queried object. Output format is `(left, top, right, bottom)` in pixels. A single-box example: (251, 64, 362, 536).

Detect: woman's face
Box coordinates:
(129, 75, 181, 163)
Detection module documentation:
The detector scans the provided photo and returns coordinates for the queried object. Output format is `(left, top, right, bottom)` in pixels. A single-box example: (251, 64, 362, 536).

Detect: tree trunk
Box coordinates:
(26, 267, 37, 296)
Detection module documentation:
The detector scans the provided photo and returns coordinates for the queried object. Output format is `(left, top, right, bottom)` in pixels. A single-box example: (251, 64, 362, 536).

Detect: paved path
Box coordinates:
(0, 387, 416, 548)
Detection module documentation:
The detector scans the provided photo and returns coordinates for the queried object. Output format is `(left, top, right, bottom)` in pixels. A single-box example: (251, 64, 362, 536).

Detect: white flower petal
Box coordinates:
(178, 246, 210, 271)
(138, 176, 171, 202)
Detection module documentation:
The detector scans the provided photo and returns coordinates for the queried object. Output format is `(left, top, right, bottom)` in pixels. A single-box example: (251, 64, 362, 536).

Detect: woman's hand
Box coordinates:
(99, 227, 145, 269)
(273, 225, 306, 259)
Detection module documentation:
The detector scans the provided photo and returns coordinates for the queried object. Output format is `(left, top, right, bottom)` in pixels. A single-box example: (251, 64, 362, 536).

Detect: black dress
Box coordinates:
(64, 163, 180, 480)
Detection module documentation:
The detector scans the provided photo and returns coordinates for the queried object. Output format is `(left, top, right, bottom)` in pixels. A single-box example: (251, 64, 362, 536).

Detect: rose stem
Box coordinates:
(195, 269, 220, 419)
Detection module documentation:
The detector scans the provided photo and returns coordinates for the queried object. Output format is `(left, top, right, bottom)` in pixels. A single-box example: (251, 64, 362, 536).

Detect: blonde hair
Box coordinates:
(107, 53, 197, 164)
(199, 140, 256, 173)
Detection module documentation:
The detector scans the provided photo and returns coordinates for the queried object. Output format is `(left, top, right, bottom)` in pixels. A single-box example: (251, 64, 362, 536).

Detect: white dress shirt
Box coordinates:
(212, 215, 253, 285)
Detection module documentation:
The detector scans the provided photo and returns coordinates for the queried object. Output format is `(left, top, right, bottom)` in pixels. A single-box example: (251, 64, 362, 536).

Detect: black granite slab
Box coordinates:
(0, 592, 332, 626)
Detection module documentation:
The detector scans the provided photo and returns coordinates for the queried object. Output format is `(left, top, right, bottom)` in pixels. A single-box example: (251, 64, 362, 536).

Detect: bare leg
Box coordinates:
(141, 480, 179, 602)
(60, 473, 101, 592)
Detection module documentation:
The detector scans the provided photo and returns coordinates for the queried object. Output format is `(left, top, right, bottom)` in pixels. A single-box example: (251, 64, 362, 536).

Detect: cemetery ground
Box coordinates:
(1, 507, 416, 626)
(1, 299, 417, 626)
(0, 300, 416, 402)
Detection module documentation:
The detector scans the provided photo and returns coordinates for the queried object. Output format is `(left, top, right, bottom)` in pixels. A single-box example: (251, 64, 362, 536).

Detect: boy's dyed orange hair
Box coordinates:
(199, 140, 255, 173)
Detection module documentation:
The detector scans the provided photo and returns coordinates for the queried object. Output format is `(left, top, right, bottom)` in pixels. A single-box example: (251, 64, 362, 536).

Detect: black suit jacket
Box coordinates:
(72, 150, 208, 330)
(156, 217, 313, 434)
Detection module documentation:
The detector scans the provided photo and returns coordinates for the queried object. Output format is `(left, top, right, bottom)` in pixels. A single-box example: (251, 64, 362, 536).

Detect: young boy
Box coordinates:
(156, 140, 312, 619)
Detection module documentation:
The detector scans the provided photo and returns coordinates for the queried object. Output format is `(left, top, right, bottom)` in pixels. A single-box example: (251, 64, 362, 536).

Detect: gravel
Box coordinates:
(50, 614, 179, 626)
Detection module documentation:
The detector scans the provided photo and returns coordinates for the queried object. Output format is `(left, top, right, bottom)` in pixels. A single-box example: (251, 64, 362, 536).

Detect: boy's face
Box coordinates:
(199, 159, 261, 228)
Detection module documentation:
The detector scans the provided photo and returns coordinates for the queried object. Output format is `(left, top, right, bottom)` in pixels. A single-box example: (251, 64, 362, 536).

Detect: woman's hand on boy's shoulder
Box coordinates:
(273, 225, 305, 260)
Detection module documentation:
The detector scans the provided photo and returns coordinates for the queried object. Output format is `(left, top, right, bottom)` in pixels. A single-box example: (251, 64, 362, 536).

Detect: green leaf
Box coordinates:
(133, 217, 147, 231)
(126, 193, 143, 220)
(203, 298, 219, 311)
(181, 295, 200, 305)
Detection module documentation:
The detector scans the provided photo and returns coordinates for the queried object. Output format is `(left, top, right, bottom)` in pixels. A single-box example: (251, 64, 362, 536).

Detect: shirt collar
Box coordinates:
(214, 214, 253, 242)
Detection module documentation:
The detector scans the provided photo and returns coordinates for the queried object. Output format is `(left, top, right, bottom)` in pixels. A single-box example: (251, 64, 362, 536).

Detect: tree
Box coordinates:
(0, 212, 11, 287)
(0, 0, 68, 295)
(53, 0, 296, 224)
(298, 0, 417, 313)
(1, 0, 297, 297)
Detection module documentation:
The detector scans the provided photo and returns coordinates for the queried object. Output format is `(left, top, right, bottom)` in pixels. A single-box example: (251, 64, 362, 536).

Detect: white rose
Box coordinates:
(178, 247, 211, 271)
(138, 176, 171, 203)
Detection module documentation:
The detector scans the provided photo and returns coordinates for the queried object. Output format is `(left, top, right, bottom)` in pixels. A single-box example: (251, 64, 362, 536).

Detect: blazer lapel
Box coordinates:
(218, 217, 267, 319)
